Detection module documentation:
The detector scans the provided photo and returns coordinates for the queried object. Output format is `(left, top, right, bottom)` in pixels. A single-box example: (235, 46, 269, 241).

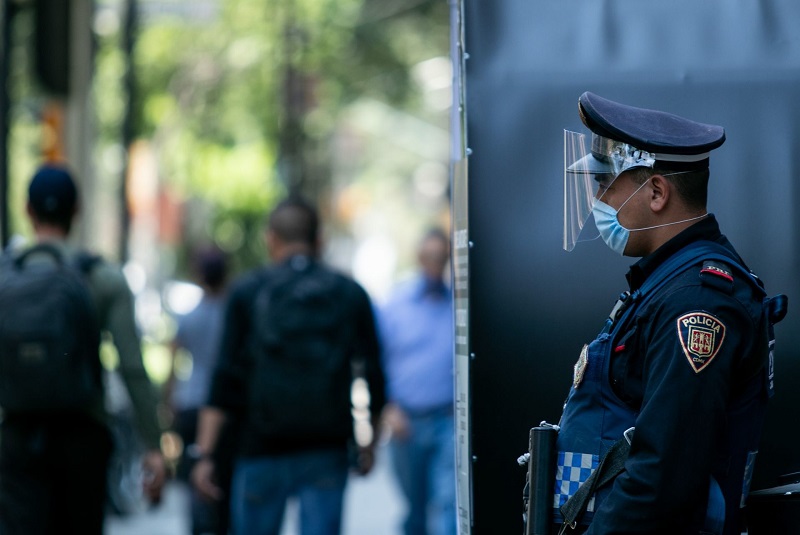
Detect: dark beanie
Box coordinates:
(28, 165, 78, 220)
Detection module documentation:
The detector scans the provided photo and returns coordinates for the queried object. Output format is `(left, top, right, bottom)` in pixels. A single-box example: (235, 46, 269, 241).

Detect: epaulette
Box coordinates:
(699, 260, 735, 294)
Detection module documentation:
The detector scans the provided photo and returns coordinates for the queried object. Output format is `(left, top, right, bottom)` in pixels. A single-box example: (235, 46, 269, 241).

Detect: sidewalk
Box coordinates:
(106, 443, 405, 535)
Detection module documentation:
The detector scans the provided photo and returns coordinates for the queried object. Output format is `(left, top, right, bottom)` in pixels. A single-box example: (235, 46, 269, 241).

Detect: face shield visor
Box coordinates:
(563, 130, 656, 251)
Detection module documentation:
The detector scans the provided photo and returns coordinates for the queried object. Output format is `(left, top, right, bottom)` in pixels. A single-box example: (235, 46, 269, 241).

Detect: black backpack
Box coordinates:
(247, 257, 353, 440)
(0, 243, 103, 412)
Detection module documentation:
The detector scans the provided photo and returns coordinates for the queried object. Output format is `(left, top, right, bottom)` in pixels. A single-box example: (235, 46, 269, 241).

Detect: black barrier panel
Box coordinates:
(461, 1, 800, 533)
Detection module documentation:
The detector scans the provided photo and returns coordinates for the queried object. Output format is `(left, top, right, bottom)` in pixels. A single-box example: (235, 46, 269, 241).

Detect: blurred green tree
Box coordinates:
(116, 0, 449, 276)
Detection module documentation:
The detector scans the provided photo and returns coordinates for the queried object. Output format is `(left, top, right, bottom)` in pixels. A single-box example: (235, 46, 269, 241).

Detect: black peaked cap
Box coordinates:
(578, 92, 725, 156)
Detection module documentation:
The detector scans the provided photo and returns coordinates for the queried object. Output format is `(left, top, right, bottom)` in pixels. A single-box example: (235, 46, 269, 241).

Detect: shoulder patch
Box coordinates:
(676, 312, 726, 373)
(701, 261, 733, 282)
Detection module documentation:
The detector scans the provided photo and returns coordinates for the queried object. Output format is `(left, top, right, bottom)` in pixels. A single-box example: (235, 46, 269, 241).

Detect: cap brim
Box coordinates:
(566, 153, 613, 175)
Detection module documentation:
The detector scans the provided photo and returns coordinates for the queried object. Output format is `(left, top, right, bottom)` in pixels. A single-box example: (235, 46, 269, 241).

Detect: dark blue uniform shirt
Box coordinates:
(589, 215, 768, 535)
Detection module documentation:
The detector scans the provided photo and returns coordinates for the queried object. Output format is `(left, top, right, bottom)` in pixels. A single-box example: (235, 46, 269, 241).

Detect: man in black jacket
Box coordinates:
(191, 197, 386, 535)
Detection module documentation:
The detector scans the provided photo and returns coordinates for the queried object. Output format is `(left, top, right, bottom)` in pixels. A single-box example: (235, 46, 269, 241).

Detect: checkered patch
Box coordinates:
(553, 451, 599, 512)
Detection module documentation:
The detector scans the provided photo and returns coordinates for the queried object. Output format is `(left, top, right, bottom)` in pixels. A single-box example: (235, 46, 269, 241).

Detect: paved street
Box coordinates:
(106, 443, 405, 535)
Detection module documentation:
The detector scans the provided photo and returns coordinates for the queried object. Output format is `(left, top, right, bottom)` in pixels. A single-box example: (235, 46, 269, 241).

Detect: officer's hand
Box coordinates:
(142, 449, 167, 505)
(382, 404, 411, 441)
(191, 457, 224, 502)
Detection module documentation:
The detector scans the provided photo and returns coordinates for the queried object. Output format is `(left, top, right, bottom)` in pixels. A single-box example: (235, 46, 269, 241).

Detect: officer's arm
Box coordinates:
(588, 286, 751, 534)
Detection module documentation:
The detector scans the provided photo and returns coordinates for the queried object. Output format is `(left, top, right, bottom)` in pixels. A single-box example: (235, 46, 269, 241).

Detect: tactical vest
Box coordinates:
(553, 241, 784, 534)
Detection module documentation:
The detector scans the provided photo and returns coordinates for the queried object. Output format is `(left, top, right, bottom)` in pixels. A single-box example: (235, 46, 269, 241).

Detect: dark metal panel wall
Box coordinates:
(462, 1, 800, 532)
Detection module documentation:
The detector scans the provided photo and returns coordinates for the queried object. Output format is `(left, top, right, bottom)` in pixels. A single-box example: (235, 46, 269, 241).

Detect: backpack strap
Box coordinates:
(606, 241, 762, 338)
(253, 263, 297, 312)
(74, 251, 102, 276)
(11, 244, 102, 277)
(639, 240, 754, 298)
(13, 242, 67, 269)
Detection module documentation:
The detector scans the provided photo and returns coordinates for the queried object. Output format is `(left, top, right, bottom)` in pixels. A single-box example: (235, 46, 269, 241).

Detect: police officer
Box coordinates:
(555, 92, 784, 535)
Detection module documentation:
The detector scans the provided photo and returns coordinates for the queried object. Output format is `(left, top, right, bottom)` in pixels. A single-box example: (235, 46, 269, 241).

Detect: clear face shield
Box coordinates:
(563, 130, 656, 251)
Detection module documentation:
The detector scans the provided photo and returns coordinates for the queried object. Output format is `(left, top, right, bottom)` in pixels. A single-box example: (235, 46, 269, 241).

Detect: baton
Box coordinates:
(525, 424, 558, 535)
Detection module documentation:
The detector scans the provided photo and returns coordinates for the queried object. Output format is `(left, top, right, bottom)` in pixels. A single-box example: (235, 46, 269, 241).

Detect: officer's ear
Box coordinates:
(648, 174, 670, 213)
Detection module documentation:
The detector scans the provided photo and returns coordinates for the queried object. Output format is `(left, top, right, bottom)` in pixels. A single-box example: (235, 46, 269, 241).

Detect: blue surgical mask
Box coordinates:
(593, 199, 630, 255)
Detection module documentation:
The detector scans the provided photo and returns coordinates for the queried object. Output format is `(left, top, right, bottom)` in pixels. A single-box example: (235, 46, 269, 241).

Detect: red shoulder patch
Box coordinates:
(701, 261, 733, 282)
(676, 312, 726, 373)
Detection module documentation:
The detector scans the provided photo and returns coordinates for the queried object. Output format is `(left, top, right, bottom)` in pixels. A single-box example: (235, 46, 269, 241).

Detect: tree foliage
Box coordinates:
(126, 0, 450, 275)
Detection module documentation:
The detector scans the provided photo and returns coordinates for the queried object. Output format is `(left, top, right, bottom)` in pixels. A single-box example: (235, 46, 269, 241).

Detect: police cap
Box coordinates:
(578, 92, 725, 168)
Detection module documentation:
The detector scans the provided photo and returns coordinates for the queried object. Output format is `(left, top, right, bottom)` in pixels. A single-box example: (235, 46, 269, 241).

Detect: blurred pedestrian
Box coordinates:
(191, 196, 386, 535)
(166, 246, 232, 535)
(0, 165, 166, 534)
(378, 228, 457, 535)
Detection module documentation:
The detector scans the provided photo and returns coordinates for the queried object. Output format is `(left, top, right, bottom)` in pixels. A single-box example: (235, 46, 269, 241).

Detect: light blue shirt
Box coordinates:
(377, 276, 454, 412)
(173, 294, 226, 410)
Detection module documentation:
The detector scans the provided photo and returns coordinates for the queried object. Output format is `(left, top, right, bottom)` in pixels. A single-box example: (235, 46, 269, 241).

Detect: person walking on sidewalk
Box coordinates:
(0, 165, 165, 535)
(191, 196, 386, 535)
(378, 228, 457, 535)
(166, 246, 233, 535)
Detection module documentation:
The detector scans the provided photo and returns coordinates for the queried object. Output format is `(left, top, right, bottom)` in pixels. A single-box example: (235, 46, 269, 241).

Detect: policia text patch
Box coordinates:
(676, 312, 726, 373)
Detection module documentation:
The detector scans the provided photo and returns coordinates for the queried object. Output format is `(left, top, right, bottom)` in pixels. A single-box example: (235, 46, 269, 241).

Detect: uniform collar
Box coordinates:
(626, 214, 723, 290)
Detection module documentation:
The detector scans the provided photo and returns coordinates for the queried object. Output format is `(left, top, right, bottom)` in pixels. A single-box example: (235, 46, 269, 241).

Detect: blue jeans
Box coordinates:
(389, 409, 457, 535)
(230, 448, 348, 535)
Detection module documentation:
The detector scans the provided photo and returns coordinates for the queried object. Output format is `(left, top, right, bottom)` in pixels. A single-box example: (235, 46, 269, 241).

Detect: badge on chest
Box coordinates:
(573, 344, 589, 387)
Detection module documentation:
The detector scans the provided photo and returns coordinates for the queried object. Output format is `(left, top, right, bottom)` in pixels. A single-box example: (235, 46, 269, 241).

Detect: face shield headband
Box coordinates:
(563, 130, 709, 251)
